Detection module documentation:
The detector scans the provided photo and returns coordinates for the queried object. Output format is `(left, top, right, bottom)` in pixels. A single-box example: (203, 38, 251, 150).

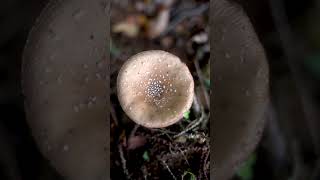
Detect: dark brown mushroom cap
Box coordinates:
(211, 0, 269, 179)
(117, 50, 194, 128)
(21, 0, 108, 180)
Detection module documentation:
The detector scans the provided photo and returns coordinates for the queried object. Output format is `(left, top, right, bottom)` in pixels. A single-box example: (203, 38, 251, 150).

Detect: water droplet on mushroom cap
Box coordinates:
(117, 50, 194, 128)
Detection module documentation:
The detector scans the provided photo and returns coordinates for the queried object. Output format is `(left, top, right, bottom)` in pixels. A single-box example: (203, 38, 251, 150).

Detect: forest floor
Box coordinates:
(110, 0, 210, 179)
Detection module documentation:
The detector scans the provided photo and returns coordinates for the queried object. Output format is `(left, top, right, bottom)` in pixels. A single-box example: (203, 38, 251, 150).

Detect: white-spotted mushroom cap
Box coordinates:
(117, 50, 194, 128)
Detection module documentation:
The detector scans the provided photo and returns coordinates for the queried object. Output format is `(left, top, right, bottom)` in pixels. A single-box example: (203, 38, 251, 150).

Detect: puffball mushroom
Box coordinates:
(117, 50, 194, 128)
(21, 0, 108, 180)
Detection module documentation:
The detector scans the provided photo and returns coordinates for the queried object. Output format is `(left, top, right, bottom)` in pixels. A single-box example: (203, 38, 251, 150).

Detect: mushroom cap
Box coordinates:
(21, 0, 109, 179)
(211, 0, 269, 179)
(117, 50, 194, 128)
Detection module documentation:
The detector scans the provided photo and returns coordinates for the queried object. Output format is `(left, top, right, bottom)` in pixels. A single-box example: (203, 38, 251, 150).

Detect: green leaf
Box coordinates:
(236, 153, 256, 180)
(182, 171, 196, 180)
(142, 151, 150, 162)
(183, 110, 190, 120)
(110, 41, 121, 56)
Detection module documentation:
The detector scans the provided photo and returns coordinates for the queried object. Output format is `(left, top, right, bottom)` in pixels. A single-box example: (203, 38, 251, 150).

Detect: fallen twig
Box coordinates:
(118, 144, 130, 179)
(201, 112, 210, 129)
(129, 124, 140, 138)
(203, 148, 210, 180)
(152, 128, 176, 135)
(177, 145, 190, 166)
(173, 107, 207, 138)
(160, 159, 177, 180)
(194, 59, 210, 109)
(192, 93, 201, 116)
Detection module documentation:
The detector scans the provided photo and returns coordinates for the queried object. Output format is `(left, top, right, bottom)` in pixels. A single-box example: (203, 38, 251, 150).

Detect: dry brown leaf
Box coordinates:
(127, 136, 147, 150)
(147, 8, 170, 39)
(113, 21, 140, 38)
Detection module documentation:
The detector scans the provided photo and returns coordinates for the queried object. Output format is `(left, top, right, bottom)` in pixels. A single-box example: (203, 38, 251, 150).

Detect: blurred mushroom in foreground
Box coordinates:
(21, 0, 108, 179)
(211, 0, 269, 179)
(117, 50, 194, 128)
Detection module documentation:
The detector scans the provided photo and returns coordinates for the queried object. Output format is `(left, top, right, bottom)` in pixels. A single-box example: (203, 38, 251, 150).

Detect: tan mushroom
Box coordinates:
(21, 0, 109, 180)
(117, 50, 194, 128)
(211, 0, 269, 179)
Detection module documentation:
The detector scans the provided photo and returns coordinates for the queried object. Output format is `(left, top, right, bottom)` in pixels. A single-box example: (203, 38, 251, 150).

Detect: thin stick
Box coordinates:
(192, 93, 201, 115)
(201, 112, 210, 129)
(177, 146, 190, 166)
(173, 108, 206, 138)
(194, 59, 210, 109)
(129, 124, 140, 138)
(160, 159, 177, 180)
(152, 128, 176, 134)
(118, 144, 130, 179)
(151, 128, 174, 141)
(203, 148, 210, 180)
